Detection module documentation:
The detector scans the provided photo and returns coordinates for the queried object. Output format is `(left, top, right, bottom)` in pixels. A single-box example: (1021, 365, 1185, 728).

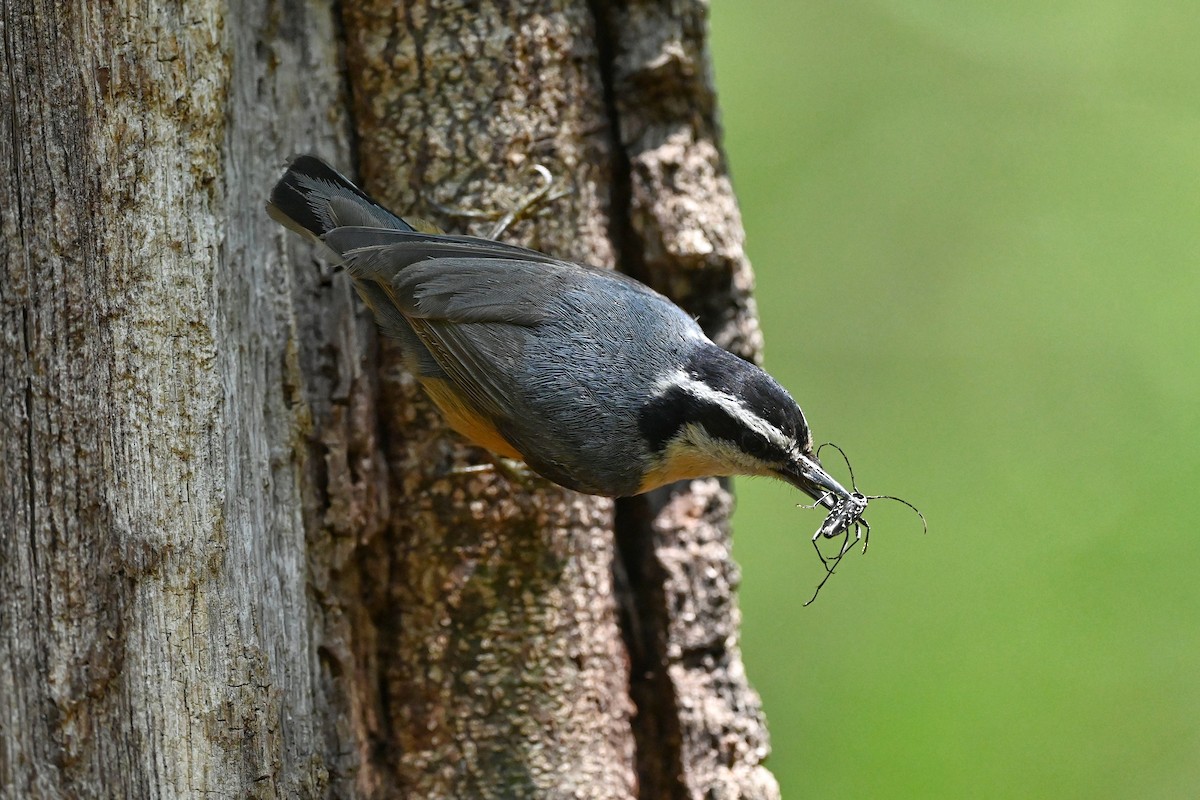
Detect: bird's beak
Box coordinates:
(777, 451, 851, 510)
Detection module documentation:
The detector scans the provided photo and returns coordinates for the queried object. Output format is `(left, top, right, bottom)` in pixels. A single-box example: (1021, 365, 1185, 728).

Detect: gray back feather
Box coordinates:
(341, 246, 706, 495)
(269, 158, 710, 494)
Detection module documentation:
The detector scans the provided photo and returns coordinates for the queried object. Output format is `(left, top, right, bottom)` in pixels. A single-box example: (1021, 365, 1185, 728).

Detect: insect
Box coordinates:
(802, 443, 926, 606)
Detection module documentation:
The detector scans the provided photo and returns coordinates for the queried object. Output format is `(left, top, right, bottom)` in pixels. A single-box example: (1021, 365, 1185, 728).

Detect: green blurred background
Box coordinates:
(709, 1, 1200, 796)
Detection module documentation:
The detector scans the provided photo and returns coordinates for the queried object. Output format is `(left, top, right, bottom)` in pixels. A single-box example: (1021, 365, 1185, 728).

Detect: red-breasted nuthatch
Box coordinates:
(267, 156, 866, 531)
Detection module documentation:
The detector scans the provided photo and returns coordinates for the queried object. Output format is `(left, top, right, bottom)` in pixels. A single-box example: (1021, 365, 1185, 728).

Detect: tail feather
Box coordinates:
(266, 155, 414, 242)
(267, 154, 564, 278)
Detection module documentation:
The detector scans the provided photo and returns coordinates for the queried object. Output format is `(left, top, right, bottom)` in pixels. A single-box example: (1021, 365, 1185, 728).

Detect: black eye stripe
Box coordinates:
(637, 344, 811, 465)
(637, 384, 784, 464)
(684, 350, 808, 447)
(692, 401, 780, 463)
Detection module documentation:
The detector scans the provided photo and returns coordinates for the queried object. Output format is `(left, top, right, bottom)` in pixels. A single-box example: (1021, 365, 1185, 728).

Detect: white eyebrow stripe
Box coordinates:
(658, 369, 796, 452)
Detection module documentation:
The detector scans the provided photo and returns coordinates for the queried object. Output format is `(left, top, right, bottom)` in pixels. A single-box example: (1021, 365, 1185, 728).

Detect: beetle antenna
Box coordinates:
(816, 441, 857, 490)
(862, 494, 928, 535)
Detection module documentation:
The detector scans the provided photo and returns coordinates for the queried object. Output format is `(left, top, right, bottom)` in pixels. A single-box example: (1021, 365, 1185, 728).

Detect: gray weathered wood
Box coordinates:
(0, 1, 360, 796)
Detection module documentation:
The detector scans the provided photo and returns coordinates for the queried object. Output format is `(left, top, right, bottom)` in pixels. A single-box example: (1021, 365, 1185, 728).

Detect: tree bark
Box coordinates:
(594, 3, 777, 797)
(1, 1, 362, 796)
(0, 1, 779, 798)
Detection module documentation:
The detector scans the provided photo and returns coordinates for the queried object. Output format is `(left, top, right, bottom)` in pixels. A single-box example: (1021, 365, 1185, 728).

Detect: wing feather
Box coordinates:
(339, 249, 578, 419)
(337, 238, 675, 432)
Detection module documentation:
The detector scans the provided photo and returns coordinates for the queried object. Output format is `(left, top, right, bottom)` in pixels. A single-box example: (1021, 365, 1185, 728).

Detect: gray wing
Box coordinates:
(340, 240, 707, 495)
(323, 227, 561, 380)
(330, 224, 678, 418)
(340, 245, 637, 420)
(396, 259, 588, 418)
(329, 229, 572, 384)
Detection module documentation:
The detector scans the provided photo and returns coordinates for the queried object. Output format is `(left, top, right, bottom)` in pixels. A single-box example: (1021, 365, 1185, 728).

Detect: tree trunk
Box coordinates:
(0, 1, 779, 798)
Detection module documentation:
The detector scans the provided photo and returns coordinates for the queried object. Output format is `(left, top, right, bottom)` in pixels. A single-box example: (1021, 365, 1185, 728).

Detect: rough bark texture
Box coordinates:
(594, 1, 780, 797)
(1, 0, 779, 798)
(337, 3, 636, 797)
(0, 0, 360, 796)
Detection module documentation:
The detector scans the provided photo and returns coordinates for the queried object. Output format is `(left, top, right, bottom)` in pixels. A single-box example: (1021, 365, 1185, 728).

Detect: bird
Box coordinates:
(266, 154, 908, 600)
